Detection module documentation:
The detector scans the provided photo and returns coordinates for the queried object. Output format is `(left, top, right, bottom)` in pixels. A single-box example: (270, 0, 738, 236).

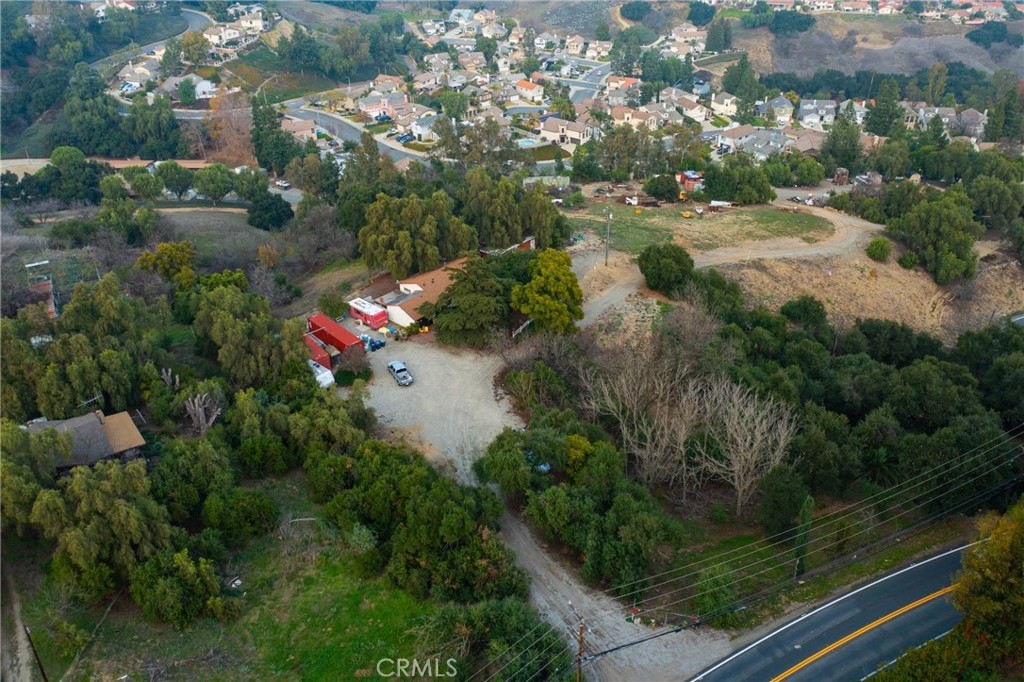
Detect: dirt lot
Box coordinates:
(352, 329, 522, 484)
(720, 244, 1024, 344)
(735, 17, 1024, 76)
(567, 201, 835, 254)
(346, 293, 732, 682)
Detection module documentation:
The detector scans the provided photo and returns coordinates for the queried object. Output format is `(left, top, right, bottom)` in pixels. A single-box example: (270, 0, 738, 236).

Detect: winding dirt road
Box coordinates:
(578, 203, 882, 329)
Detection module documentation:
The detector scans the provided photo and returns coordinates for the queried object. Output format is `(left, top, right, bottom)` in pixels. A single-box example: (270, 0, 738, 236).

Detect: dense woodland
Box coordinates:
(0, 252, 572, 678)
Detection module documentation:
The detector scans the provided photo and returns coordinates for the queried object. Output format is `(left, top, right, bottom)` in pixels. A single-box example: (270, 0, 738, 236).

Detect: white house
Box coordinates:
(516, 79, 544, 103)
(798, 99, 837, 126)
(412, 113, 441, 142)
(204, 25, 242, 47)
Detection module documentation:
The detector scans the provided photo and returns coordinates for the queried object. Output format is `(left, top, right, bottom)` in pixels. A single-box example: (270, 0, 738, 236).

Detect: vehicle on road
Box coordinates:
(790, 196, 803, 203)
(387, 360, 413, 386)
(275, 179, 291, 189)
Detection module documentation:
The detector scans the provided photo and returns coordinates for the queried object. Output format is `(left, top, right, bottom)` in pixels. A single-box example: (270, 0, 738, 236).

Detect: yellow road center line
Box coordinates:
(768, 584, 957, 682)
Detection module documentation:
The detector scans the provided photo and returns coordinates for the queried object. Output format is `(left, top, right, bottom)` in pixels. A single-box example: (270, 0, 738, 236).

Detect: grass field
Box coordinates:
(566, 203, 834, 253)
(530, 144, 569, 162)
(97, 12, 189, 54)
(157, 209, 282, 270)
(12, 474, 432, 681)
(694, 51, 746, 67)
(226, 46, 336, 103)
(0, 112, 62, 158)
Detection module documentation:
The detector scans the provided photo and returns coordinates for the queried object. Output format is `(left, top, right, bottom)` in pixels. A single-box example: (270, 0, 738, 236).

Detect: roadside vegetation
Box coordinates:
(471, 240, 1022, 631)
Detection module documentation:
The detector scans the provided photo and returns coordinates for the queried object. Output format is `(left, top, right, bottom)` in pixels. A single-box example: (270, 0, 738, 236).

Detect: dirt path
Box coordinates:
(2, 566, 37, 682)
(573, 203, 883, 329)
(612, 4, 631, 29)
(500, 513, 731, 682)
(694, 204, 883, 267)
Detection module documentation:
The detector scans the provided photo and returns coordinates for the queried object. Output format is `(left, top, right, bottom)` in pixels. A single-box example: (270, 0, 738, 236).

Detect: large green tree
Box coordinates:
(865, 78, 903, 136)
(30, 460, 174, 601)
(422, 256, 507, 346)
(511, 249, 583, 334)
(359, 191, 475, 278)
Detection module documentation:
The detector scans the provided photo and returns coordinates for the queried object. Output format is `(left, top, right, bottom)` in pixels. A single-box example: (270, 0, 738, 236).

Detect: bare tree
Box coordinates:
(183, 392, 222, 436)
(205, 89, 255, 166)
(583, 343, 706, 495)
(694, 377, 799, 515)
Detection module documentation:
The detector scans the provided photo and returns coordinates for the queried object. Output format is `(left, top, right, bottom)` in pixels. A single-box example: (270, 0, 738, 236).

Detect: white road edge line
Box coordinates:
(689, 542, 979, 681)
(860, 628, 954, 680)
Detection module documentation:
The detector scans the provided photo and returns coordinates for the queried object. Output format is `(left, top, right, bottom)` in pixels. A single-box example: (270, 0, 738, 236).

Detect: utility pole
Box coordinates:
(605, 207, 612, 267)
(25, 626, 49, 682)
(576, 620, 585, 682)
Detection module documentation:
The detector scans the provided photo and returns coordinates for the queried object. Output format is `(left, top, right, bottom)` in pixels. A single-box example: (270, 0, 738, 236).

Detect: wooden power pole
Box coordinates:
(25, 626, 49, 682)
(576, 620, 585, 682)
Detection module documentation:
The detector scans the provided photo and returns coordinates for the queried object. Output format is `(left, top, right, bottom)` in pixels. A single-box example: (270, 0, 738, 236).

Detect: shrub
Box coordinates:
(898, 251, 919, 269)
(867, 237, 892, 262)
(643, 174, 680, 202)
(620, 1, 652, 21)
(563, 190, 585, 208)
(638, 243, 695, 295)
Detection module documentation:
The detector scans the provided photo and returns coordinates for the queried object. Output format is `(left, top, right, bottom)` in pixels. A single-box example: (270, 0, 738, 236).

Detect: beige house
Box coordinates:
(711, 92, 738, 117)
(539, 117, 593, 146)
(564, 34, 586, 55)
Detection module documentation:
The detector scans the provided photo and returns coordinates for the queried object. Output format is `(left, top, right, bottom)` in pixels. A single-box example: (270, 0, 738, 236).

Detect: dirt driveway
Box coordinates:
(353, 330, 521, 484)
(347, 322, 732, 681)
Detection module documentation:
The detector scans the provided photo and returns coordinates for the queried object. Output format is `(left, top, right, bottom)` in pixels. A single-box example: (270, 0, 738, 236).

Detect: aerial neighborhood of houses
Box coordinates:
(86, 0, 1010, 169)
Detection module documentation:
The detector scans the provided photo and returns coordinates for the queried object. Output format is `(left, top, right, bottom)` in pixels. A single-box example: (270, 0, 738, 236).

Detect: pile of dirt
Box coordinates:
(718, 245, 1023, 344)
(259, 18, 293, 49)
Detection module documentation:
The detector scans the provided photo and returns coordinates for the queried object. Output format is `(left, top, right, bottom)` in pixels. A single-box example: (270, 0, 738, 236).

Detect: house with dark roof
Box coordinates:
(27, 411, 146, 471)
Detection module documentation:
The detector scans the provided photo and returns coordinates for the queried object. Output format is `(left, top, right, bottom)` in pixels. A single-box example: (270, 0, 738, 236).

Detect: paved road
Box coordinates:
(690, 546, 967, 682)
(90, 9, 211, 70)
(556, 62, 611, 104)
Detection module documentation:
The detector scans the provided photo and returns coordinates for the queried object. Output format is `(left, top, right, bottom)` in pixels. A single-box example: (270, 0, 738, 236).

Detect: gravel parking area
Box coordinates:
(344, 324, 522, 483)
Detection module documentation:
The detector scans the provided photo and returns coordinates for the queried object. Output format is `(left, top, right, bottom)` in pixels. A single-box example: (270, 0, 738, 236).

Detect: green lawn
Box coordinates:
(566, 203, 834, 253)
(568, 203, 677, 254)
(13, 474, 431, 682)
(98, 12, 189, 54)
(530, 144, 569, 162)
(226, 46, 336, 103)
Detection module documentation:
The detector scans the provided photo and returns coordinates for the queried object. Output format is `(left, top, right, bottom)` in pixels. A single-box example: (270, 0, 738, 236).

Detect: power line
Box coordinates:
(585, 473, 1015, 663)
(626, 442, 1022, 617)
(537, 426, 1022, 667)
(610, 422, 1024, 602)
(467, 424, 1022, 679)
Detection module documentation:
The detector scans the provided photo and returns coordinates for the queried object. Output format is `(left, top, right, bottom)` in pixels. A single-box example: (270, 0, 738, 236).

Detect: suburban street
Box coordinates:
(690, 546, 967, 682)
(90, 8, 211, 70)
(555, 60, 612, 103)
